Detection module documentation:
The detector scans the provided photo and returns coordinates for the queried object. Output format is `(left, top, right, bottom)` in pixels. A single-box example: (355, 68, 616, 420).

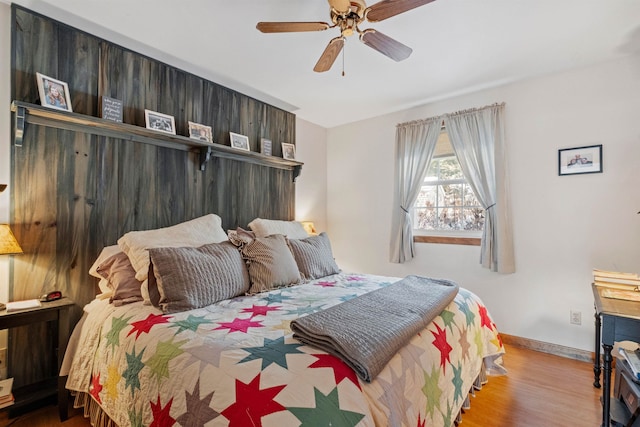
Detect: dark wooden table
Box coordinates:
(0, 298, 74, 419)
(593, 284, 640, 426)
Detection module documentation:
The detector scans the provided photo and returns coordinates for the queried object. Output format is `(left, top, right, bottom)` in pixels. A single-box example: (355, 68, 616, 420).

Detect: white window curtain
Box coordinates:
(389, 118, 442, 263)
(444, 103, 515, 273)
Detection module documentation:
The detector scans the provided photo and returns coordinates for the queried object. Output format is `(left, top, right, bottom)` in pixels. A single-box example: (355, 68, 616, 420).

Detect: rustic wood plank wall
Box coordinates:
(9, 5, 297, 387)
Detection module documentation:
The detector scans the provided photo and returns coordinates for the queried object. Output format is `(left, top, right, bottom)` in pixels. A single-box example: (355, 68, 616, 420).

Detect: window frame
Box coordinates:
(412, 129, 483, 246)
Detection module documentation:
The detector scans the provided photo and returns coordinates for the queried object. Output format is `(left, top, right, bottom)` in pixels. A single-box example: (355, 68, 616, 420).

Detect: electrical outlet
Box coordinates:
(570, 310, 582, 325)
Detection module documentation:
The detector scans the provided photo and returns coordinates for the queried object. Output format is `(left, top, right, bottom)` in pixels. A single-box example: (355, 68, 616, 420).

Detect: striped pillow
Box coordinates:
(288, 232, 340, 280)
(240, 234, 301, 294)
(149, 241, 250, 313)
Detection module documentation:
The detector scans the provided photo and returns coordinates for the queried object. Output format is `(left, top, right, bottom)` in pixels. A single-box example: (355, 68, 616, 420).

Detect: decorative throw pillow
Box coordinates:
(96, 251, 144, 306)
(227, 227, 256, 248)
(248, 218, 309, 239)
(239, 233, 301, 294)
(117, 214, 228, 283)
(149, 241, 250, 313)
(288, 232, 341, 280)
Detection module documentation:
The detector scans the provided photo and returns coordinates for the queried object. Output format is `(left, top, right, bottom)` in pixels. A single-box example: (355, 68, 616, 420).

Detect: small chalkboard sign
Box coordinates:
(101, 96, 123, 122)
(261, 138, 272, 156)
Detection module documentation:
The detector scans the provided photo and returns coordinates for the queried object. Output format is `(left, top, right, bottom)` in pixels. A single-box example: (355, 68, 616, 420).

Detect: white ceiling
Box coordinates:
(6, 0, 640, 128)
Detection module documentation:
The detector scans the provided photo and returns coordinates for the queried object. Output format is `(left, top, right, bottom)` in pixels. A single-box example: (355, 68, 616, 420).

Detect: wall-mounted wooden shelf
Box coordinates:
(10, 101, 303, 179)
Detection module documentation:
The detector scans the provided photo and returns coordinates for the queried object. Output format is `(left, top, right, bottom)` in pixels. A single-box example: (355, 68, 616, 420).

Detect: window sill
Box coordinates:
(413, 235, 481, 246)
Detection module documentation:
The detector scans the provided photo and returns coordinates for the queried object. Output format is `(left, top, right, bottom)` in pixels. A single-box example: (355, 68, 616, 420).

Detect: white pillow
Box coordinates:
(117, 214, 228, 282)
(98, 278, 112, 294)
(248, 218, 309, 239)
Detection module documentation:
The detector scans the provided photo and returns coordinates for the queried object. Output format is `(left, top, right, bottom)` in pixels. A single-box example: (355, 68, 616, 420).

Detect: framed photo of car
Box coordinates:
(145, 109, 176, 135)
(558, 144, 602, 176)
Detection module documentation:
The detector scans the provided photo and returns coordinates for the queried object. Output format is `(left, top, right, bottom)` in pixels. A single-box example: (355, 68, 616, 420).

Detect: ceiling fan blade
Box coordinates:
(313, 37, 345, 72)
(360, 29, 412, 61)
(365, 0, 436, 22)
(328, 0, 351, 13)
(256, 22, 330, 33)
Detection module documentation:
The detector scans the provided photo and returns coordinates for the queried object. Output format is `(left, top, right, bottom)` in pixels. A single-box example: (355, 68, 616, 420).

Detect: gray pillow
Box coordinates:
(288, 232, 340, 280)
(240, 234, 301, 294)
(149, 241, 250, 313)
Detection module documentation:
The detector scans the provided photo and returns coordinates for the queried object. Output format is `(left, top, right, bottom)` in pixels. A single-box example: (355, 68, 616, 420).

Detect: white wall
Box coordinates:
(295, 118, 328, 232)
(326, 56, 640, 352)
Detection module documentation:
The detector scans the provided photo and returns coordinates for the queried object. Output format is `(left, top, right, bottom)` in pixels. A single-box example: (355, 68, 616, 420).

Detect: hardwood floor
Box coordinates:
(0, 344, 602, 427)
(462, 344, 601, 427)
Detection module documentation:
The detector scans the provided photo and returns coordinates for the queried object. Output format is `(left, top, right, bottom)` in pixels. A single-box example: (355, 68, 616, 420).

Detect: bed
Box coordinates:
(61, 215, 505, 427)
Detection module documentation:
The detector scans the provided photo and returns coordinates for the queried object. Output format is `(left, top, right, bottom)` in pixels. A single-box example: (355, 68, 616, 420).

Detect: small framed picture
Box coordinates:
(558, 144, 602, 176)
(261, 138, 272, 156)
(229, 132, 250, 151)
(145, 109, 176, 135)
(188, 121, 213, 143)
(282, 142, 296, 160)
(36, 72, 72, 112)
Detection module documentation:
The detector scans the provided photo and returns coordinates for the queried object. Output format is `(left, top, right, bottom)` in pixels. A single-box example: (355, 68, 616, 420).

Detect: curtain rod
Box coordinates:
(446, 102, 505, 117)
(396, 102, 505, 128)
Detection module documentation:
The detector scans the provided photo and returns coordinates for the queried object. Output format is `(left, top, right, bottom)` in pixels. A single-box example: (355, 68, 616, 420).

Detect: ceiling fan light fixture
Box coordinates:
(257, 0, 437, 72)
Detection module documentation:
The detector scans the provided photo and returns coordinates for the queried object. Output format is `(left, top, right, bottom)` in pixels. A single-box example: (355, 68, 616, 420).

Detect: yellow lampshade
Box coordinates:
(301, 221, 318, 235)
(0, 224, 23, 255)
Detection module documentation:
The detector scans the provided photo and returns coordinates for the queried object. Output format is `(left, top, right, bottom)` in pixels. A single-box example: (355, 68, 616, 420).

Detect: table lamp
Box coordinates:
(0, 225, 23, 256)
(0, 225, 23, 311)
(301, 221, 318, 235)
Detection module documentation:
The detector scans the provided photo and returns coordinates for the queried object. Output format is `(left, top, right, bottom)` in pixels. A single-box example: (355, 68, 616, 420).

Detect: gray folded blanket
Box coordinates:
(291, 275, 459, 382)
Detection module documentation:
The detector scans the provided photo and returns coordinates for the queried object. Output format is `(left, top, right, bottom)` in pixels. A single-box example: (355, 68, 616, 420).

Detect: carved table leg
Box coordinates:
(602, 343, 613, 427)
(594, 311, 601, 388)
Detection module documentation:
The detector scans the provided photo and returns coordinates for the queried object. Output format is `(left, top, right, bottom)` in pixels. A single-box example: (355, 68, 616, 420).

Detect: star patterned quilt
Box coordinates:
(65, 273, 505, 427)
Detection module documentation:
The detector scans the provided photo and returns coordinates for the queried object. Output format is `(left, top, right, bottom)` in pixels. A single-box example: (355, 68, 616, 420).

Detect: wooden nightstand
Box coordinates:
(0, 297, 74, 418)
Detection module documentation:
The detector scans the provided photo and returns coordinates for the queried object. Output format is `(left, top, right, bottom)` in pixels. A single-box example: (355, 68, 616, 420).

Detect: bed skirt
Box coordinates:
(71, 360, 491, 427)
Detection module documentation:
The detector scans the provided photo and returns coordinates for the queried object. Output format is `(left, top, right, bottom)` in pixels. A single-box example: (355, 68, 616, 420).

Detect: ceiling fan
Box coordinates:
(256, 0, 436, 72)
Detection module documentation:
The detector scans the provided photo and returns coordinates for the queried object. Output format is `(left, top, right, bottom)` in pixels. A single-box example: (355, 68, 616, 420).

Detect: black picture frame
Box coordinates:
(558, 144, 602, 176)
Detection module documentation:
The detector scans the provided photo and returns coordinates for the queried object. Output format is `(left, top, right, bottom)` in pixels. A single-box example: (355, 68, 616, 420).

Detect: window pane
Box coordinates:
(463, 184, 480, 207)
(441, 183, 463, 207)
(438, 207, 464, 230)
(415, 186, 436, 208)
(463, 208, 485, 231)
(438, 157, 464, 180)
(416, 208, 437, 230)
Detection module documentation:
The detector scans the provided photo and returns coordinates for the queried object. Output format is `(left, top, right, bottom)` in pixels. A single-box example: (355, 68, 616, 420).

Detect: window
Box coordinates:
(413, 129, 484, 233)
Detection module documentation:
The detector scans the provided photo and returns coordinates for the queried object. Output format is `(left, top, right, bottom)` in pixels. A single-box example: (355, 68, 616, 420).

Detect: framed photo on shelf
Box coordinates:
(188, 121, 213, 143)
(145, 109, 176, 135)
(36, 72, 72, 112)
(230, 132, 250, 151)
(558, 144, 602, 176)
(282, 142, 296, 160)
(261, 138, 272, 156)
